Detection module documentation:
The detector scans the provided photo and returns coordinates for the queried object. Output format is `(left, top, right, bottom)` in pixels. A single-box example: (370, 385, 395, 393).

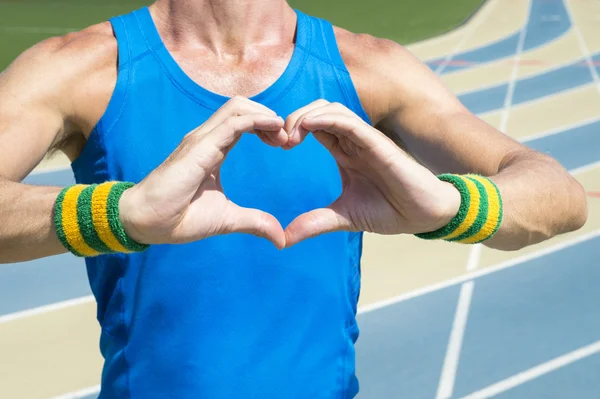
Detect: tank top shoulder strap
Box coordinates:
(93, 8, 158, 136)
(298, 12, 371, 124)
(109, 7, 158, 67)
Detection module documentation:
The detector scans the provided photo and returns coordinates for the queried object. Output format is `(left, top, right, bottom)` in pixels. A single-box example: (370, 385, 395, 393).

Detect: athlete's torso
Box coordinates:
(72, 7, 370, 398)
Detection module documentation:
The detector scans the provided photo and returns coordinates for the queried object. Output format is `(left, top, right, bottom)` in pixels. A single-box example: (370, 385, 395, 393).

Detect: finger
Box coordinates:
(283, 99, 330, 149)
(224, 204, 286, 249)
(204, 114, 285, 151)
(253, 127, 289, 147)
(285, 102, 357, 149)
(195, 96, 277, 136)
(284, 203, 353, 247)
(175, 114, 283, 179)
(301, 113, 383, 149)
(312, 130, 338, 153)
(257, 131, 278, 147)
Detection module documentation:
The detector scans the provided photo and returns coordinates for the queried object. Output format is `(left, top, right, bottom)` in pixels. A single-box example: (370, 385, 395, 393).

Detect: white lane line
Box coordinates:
(0, 295, 94, 324)
(434, 1, 497, 75)
(465, 244, 483, 273)
(476, 84, 597, 121)
(31, 164, 73, 176)
(462, 340, 600, 399)
(435, 2, 533, 396)
(0, 26, 76, 35)
(499, 0, 531, 133)
(455, 54, 592, 98)
(47, 385, 100, 399)
(5, 226, 599, 325)
(30, 89, 600, 180)
(9, 127, 600, 324)
(410, 0, 503, 50)
(30, 163, 73, 176)
(435, 281, 474, 399)
(358, 227, 600, 315)
(564, 0, 600, 96)
(518, 114, 600, 144)
(570, 159, 600, 175)
(435, 28, 570, 77)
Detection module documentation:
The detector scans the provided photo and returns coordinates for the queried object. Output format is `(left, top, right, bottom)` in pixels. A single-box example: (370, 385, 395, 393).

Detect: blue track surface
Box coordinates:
(4, 0, 600, 397)
(459, 56, 598, 114)
(426, 0, 571, 74)
(357, 236, 600, 398)
(495, 353, 600, 398)
(5, 70, 598, 317)
(2, 112, 597, 317)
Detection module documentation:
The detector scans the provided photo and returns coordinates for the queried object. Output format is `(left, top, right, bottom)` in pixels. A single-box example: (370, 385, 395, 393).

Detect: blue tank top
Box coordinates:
(72, 7, 370, 398)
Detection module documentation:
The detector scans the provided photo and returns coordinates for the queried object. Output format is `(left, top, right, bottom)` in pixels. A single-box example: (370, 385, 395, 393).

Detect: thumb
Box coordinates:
(284, 203, 353, 247)
(224, 204, 286, 249)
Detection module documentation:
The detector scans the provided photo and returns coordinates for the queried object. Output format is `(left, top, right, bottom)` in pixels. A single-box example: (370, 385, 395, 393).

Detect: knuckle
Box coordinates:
(227, 96, 257, 117)
(230, 96, 248, 110)
(224, 115, 238, 126)
(226, 115, 251, 133)
(285, 113, 297, 123)
(224, 96, 244, 110)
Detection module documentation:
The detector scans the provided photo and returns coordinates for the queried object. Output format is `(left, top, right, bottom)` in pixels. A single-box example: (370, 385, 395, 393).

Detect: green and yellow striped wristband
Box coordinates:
(54, 182, 149, 257)
(415, 174, 503, 244)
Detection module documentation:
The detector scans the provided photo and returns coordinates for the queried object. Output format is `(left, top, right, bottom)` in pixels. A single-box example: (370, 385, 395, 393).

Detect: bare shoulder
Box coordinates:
(3, 22, 116, 83)
(1, 22, 118, 137)
(0, 22, 118, 170)
(333, 26, 460, 124)
(333, 27, 408, 70)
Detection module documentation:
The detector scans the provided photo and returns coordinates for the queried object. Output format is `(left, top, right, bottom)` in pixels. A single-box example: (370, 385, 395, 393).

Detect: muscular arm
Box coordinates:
(338, 30, 588, 250)
(0, 24, 117, 263)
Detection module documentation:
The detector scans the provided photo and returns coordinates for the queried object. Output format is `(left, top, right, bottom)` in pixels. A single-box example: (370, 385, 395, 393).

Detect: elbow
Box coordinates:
(485, 173, 588, 252)
(565, 176, 588, 232)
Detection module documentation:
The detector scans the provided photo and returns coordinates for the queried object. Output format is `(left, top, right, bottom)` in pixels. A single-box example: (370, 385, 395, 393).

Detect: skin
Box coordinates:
(0, 0, 588, 264)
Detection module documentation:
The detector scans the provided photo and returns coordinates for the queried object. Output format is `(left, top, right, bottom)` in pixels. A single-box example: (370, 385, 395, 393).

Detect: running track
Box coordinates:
(1, 0, 600, 398)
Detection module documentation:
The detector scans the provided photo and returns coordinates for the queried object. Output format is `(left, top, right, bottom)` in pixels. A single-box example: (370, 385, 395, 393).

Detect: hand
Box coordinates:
(283, 100, 461, 246)
(119, 97, 288, 249)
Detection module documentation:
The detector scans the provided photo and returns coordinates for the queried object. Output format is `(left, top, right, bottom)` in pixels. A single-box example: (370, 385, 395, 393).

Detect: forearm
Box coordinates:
(0, 178, 67, 263)
(484, 150, 588, 251)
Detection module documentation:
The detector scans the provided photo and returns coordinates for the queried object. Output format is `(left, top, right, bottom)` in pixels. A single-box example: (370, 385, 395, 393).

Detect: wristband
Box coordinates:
(54, 182, 149, 257)
(415, 174, 503, 244)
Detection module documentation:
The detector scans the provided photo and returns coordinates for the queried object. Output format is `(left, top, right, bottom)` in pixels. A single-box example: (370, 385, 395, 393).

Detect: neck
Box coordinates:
(150, 0, 296, 53)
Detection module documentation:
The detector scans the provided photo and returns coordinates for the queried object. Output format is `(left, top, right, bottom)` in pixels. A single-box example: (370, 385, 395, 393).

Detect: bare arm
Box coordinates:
(338, 31, 587, 250)
(0, 26, 117, 263)
(0, 27, 290, 262)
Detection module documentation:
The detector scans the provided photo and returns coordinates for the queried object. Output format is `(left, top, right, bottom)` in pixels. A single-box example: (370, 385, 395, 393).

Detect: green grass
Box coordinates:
(0, 0, 481, 70)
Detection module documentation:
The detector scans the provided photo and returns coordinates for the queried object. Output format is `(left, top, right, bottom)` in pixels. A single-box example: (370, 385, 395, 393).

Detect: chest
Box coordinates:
(168, 44, 295, 98)
(102, 86, 345, 225)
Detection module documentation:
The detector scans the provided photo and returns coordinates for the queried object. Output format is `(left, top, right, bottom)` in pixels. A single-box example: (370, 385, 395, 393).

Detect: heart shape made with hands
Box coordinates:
(251, 99, 457, 248)
(277, 99, 403, 247)
(125, 97, 457, 251)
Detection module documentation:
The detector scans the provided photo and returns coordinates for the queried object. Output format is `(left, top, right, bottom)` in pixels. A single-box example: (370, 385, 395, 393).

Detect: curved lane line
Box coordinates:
(47, 385, 100, 399)
(426, 0, 571, 74)
(2, 0, 597, 331)
(458, 55, 597, 114)
(434, 0, 501, 75)
(408, 0, 523, 61)
(4, 114, 600, 319)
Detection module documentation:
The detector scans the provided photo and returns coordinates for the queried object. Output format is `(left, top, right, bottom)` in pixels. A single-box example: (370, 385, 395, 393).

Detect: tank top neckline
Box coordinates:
(134, 7, 311, 110)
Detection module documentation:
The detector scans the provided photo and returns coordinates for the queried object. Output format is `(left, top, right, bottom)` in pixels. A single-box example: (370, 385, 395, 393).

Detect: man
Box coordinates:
(0, 0, 587, 397)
